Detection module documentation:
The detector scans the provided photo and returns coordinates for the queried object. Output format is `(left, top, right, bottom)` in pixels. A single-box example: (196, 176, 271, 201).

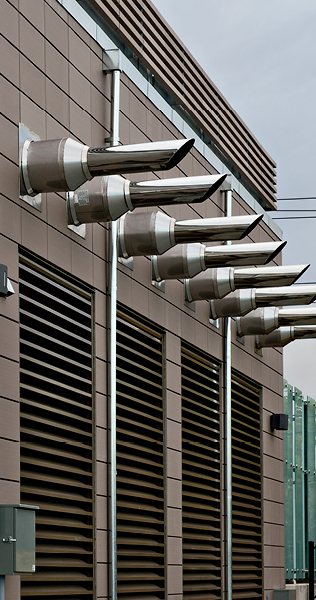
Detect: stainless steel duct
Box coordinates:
(210, 284, 316, 319)
(152, 240, 285, 281)
(236, 305, 316, 337)
(184, 264, 309, 303)
(67, 173, 227, 225)
(20, 137, 194, 196)
(117, 209, 262, 257)
(255, 325, 316, 348)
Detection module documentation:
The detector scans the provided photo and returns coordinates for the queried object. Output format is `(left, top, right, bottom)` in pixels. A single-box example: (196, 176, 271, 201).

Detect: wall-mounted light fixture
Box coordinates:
(0, 265, 14, 298)
(270, 414, 289, 431)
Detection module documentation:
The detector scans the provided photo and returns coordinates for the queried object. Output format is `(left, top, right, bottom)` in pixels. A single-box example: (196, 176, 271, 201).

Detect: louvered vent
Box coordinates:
(116, 307, 165, 600)
(181, 345, 222, 600)
(231, 374, 262, 599)
(19, 250, 94, 599)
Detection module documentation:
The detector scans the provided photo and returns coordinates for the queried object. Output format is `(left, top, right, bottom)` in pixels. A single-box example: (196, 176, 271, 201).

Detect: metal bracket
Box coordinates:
(103, 49, 122, 73)
(19, 123, 42, 211)
(2, 536, 16, 543)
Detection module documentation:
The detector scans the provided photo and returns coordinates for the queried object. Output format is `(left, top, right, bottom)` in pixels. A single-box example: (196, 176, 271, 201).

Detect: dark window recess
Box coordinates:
(116, 307, 165, 600)
(181, 345, 222, 600)
(231, 374, 262, 600)
(19, 250, 94, 600)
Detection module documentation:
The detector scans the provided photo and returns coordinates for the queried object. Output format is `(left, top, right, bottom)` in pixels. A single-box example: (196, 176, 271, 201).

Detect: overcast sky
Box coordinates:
(152, 0, 316, 399)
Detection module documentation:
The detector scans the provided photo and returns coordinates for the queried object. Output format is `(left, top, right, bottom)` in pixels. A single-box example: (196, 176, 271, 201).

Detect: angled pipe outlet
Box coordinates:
(236, 305, 316, 337)
(20, 137, 194, 196)
(233, 264, 309, 288)
(210, 284, 316, 319)
(184, 263, 309, 303)
(68, 173, 227, 225)
(256, 325, 316, 349)
(118, 210, 262, 258)
(152, 240, 285, 282)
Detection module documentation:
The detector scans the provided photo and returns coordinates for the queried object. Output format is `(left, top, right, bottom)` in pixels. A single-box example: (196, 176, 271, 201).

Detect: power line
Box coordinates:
(277, 196, 316, 201)
(273, 215, 316, 220)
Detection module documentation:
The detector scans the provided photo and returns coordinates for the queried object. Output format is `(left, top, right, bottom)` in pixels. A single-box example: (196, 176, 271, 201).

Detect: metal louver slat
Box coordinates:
(181, 345, 222, 600)
(116, 306, 165, 600)
(231, 374, 262, 600)
(19, 250, 94, 600)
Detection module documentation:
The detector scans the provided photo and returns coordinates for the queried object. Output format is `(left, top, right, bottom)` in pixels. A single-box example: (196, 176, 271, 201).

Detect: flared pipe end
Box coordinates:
(264, 240, 287, 264)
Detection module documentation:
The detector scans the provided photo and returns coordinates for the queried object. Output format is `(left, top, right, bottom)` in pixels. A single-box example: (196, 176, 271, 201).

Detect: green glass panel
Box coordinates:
(294, 387, 305, 579)
(284, 380, 295, 580)
(307, 397, 316, 547)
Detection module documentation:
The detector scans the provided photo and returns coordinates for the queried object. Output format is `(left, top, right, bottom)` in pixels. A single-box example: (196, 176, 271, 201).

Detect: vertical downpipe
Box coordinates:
(105, 52, 121, 600)
(222, 177, 232, 600)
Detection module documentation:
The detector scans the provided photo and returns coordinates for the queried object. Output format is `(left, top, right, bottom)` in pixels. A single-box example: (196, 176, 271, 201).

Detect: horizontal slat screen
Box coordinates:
(116, 307, 165, 600)
(19, 250, 94, 599)
(231, 374, 262, 599)
(85, 0, 276, 209)
(181, 345, 222, 600)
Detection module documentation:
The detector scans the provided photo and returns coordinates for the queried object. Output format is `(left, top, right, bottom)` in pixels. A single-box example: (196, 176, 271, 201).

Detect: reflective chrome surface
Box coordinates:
(278, 306, 316, 326)
(20, 136, 195, 195)
(237, 305, 316, 336)
(210, 289, 256, 319)
(233, 264, 309, 288)
(255, 284, 316, 307)
(204, 241, 286, 268)
(152, 243, 205, 281)
(236, 307, 279, 336)
(87, 138, 195, 175)
(118, 210, 175, 257)
(255, 327, 294, 349)
(255, 325, 316, 349)
(130, 174, 226, 206)
(210, 284, 316, 319)
(174, 214, 262, 242)
(184, 267, 234, 301)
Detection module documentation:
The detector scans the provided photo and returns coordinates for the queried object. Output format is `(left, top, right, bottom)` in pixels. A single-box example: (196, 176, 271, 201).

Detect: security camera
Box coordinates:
(236, 305, 316, 337)
(67, 173, 227, 225)
(184, 264, 309, 302)
(20, 137, 195, 196)
(0, 265, 14, 298)
(152, 240, 286, 282)
(118, 209, 262, 257)
(210, 284, 316, 319)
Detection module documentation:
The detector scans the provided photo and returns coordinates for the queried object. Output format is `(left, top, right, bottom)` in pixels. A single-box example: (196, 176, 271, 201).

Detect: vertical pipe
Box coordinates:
(223, 182, 232, 600)
(107, 67, 120, 600)
(0, 576, 5, 600)
(308, 541, 315, 600)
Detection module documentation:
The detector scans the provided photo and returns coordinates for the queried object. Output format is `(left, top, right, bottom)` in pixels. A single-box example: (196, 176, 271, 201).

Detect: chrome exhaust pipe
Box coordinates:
(20, 137, 195, 196)
(118, 210, 262, 257)
(152, 240, 285, 282)
(67, 173, 227, 225)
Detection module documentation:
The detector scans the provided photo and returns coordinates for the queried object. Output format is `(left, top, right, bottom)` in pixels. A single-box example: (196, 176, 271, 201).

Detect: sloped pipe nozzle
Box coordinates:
(118, 210, 262, 258)
(256, 325, 316, 349)
(236, 305, 316, 337)
(204, 240, 286, 268)
(184, 263, 309, 303)
(68, 173, 227, 225)
(152, 240, 285, 282)
(233, 264, 309, 289)
(20, 137, 194, 196)
(210, 284, 316, 319)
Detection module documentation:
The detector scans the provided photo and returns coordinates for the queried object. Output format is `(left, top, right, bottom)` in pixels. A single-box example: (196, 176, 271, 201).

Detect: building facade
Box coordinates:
(0, 0, 285, 598)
